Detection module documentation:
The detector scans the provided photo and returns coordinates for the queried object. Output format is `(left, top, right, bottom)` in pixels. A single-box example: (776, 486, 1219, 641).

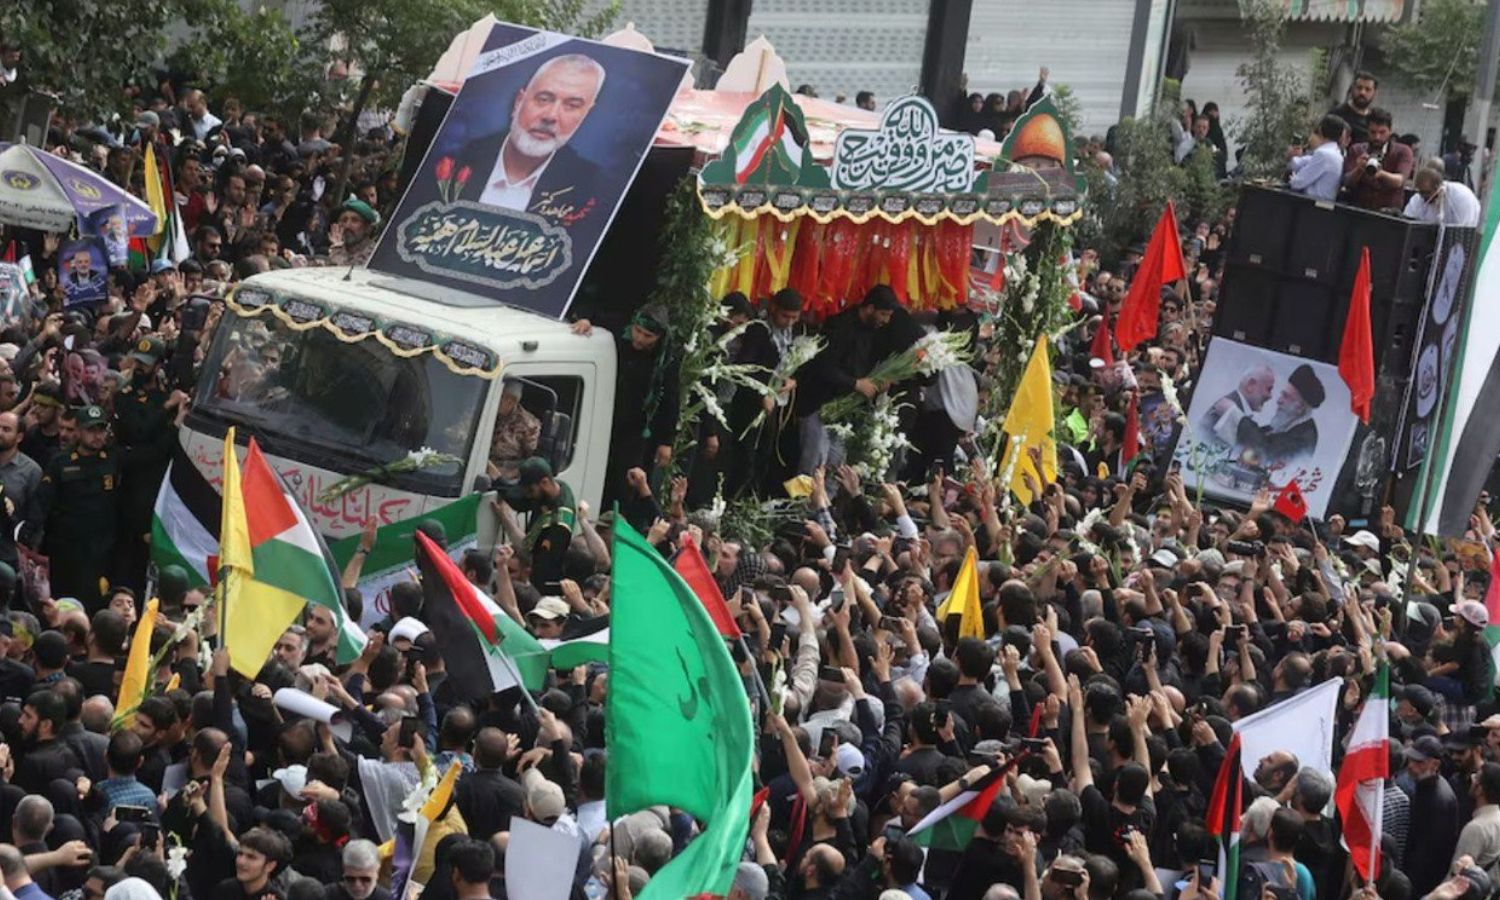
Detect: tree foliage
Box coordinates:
(311, 0, 620, 116)
(1, 0, 618, 125)
(1075, 87, 1231, 266)
(2, 0, 222, 121)
(1233, 0, 1321, 180)
(1382, 0, 1484, 95)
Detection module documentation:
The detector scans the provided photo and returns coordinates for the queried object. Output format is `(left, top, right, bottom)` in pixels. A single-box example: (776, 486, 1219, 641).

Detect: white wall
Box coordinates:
(965, 0, 1140, 135)
(744, 0, 927, 104)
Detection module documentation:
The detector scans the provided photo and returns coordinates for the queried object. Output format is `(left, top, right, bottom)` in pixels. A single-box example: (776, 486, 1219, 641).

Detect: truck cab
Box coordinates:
(180, 266, 616, 538)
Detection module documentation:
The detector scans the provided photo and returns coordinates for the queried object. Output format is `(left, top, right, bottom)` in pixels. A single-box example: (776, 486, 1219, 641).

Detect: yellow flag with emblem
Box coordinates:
(1001, 335, 1058, 506)
(934, 546, 985, 639)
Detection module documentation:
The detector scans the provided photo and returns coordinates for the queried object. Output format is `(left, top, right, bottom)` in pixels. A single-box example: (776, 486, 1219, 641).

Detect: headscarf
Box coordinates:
(105, 879, 164, 900)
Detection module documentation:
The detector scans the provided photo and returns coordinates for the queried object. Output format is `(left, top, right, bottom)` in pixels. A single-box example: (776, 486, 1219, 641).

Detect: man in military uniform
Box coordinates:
(112, 337, 183, 591)
(487, 380, 540, 483)
(34, 405, 117, 608)
(517, 457, 574, 593)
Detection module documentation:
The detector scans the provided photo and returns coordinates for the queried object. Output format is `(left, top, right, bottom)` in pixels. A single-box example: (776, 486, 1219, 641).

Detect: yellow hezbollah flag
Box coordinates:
(115, 597, 160, 728)
(219, 428, 305, 677)
(143, 143, 168, 237)
(934, 546, 984, 639)
(1001, 335, 1058, 506)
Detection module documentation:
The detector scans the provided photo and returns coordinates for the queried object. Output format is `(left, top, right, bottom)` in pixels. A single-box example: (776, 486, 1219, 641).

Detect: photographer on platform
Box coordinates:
(1341, 107, 1413, 212)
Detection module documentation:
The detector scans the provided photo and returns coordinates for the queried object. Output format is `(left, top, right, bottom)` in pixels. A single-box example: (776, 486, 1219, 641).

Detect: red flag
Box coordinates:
(1115, 202, 1186, 352)
(673, 534, 742, 639)
(1089, 315, 1115, 366)
(1339, 247, 1375, 423)
(1, 242, 14, 264)
(1273, 480, 1308, 523)
(1122, 391, 1140, 463)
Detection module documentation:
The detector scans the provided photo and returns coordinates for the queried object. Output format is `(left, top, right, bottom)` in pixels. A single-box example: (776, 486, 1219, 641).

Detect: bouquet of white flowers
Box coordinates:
(316, 447, 462, 504)
(821, 329, 974, 423)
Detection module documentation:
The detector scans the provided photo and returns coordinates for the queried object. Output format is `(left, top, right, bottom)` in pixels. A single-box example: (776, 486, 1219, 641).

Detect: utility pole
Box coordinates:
(1464, 0, 1500, 199)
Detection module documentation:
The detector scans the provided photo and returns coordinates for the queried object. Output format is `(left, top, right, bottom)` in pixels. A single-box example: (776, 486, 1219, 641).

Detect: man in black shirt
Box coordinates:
(454, 727, 527, 839)
(1330, 71, 1378, 146)
(214, 826, 291, 900)
(1405, 734, 1461, 897)
(65, 609, 125, 699)
(14, 688, 82, 795)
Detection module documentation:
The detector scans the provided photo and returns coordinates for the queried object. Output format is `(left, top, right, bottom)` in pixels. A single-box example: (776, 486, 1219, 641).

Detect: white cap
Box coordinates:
(1344, 530, 1381, 552)
(272, 764, 307, 800)
(389, 617, 430, 644)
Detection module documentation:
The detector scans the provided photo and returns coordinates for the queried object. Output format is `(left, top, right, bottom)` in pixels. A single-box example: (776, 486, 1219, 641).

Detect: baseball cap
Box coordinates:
(835, 743, 865, 777)
(388, 617, 430, 644)
(1149, 547, 1181, 569)
(1456, 600, 1490, 628)
(1344, 530, 1381, 552)
(135, 111, 160, 130)
(30, 382, 62, 408)
(128, 336, 165, 366)
(527, 779, 566, 823)
(273, 764, 308, 800)
(1407, 734, 1445, 762)
(1398, 684, 1437, 718)
(149, 259, 176, 275)
(517, 456, 553, 487)
(529, 596, 570, 620)
(77, 405, 108, 429)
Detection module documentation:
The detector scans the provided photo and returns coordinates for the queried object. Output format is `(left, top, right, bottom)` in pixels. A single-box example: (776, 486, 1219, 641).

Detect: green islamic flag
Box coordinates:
(605, 520, 754, 900)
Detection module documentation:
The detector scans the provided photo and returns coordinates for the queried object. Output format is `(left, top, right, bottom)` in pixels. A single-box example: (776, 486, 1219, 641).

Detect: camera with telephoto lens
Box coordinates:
(1364, 154, 1383, 176)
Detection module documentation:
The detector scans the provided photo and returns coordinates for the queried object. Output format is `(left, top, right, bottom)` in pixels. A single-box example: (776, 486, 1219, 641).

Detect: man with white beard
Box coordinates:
(1204, 364, 1275, 447)
(457, 53, 606, 218)
(1236, 364, 1326, 467)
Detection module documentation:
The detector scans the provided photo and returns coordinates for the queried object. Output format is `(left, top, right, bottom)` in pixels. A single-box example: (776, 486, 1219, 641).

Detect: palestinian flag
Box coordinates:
(414, 530, 549, 700)
(150, 441, 221, 586)
(908, 767, 1006, 850)
(1208, 732, 1244, 900)
(221, 437, 366, 675)
(537, 619, 610, 669)
(1335, 664, 1389, 882)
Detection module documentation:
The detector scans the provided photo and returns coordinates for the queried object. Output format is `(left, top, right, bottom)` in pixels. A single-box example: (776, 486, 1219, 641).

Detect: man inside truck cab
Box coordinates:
(516, 457, 574, 593)
(487, 380, 540, 483)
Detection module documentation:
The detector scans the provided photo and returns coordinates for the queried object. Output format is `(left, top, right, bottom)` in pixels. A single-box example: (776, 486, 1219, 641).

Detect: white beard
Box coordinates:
(511, 127, 562, 159)
(1269, 403, 1306, 432)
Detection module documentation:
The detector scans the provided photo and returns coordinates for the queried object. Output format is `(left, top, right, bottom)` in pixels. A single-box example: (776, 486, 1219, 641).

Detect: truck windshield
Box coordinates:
(195, 311, 485, 495)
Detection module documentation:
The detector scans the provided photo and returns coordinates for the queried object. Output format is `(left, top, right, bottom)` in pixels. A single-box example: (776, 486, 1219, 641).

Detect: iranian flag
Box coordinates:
(907, 768, 1006, 850)
(733, 105, 786, 184)
(413, 530, 550, 700)
(1336, 663, 1390, 883)
(1208, 732, 1244, 900)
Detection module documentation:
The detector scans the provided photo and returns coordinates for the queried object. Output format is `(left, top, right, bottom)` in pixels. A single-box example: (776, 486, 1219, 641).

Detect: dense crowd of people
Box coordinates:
(0, 36, 1495, 900)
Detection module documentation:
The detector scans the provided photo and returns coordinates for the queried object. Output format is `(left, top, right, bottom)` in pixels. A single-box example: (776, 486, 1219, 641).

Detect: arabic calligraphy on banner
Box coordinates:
(832, 96, 975, 194)
(393, 202, 573, 291)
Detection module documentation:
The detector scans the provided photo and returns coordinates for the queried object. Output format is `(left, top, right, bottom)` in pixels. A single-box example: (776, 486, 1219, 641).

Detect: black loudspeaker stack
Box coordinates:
(1211, 185, 1442, 519)
(1215, 186, 1436, 375)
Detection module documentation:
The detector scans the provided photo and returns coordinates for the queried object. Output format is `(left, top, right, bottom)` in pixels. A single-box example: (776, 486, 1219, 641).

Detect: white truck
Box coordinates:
(179, 266, 617, 539)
